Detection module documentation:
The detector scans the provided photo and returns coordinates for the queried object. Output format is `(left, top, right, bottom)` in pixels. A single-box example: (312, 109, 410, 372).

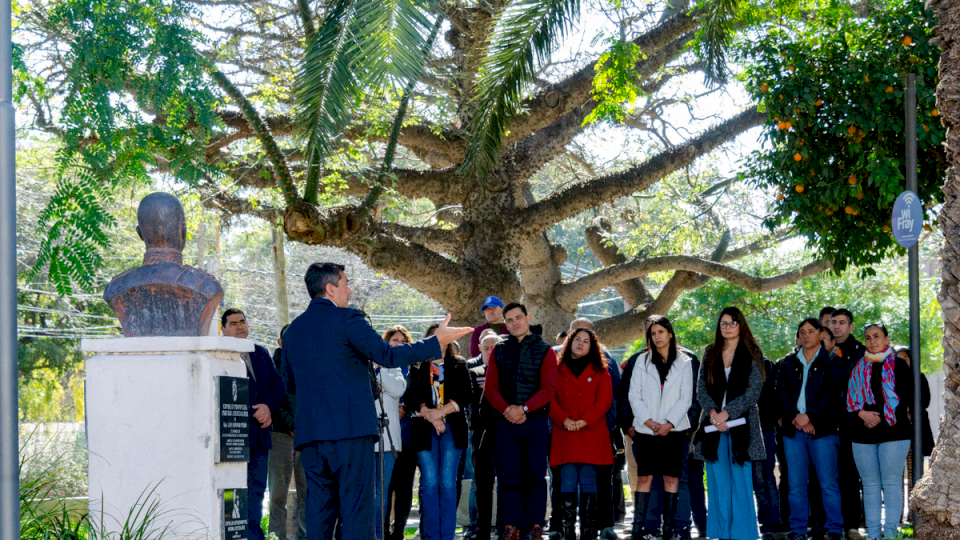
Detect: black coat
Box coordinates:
(777, 347, 845, 439)
(404, 357, 473, 451)
(758, 357, 779, 432)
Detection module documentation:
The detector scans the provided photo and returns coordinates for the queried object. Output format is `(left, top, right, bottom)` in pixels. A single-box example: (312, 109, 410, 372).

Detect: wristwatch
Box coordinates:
(522, 405, 529, 414)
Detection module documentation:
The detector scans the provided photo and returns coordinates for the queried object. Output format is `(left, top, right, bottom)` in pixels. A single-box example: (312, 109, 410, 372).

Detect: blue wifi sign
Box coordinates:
(892, 190, 924, 248)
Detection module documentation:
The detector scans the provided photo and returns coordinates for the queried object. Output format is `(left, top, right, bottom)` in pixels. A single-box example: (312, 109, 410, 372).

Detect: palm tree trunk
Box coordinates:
(910, 0, 960, 536)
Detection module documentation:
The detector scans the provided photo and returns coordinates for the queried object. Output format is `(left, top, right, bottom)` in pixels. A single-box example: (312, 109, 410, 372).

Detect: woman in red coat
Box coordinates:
(549, 327, 614, 540)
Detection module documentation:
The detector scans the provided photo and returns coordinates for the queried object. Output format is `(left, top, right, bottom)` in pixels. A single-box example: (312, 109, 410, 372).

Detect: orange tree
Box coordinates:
(739, 0, 944, 271)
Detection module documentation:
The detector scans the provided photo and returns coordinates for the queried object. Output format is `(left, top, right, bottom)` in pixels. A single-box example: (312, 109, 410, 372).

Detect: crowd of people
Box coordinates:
(226, 262, 936, 540)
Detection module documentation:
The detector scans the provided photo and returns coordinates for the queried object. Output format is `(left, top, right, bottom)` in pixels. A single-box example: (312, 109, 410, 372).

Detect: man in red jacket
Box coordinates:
(484, 303, 558, 540)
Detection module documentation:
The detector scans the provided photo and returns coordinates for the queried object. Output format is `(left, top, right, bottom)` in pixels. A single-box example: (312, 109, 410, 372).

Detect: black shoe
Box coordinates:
(661, 492, 679, 540)
(580, 494, 597, 540)
(599, 527, 618, 540)
(630, 493, 650, 540)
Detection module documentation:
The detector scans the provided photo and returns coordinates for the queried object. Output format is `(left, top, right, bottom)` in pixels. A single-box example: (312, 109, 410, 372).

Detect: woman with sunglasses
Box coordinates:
(847, 322, 913, 540)
(693, 307, 766, 540)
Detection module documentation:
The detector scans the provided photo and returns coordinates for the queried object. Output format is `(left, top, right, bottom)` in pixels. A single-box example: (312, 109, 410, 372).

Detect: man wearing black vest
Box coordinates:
(484, 302, 558, 540)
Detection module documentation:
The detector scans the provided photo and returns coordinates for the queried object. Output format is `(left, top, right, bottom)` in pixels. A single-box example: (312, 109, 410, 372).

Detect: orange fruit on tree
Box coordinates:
(815, 99, 823, 106)
(777, 193, 784, 200)
(886, 86, 894, 93)
(923, 224, 932, 231)
(777, 121, 786, 130)
(903, 36, 913, 46)
(856, 192, 864, 200)
(826, 209, 834, 215)
(932, 108, 939, 117)
(848, 125, 857, 135)
(761, 83, 769, 92)
(864, 74, 870, 83)
(923, 124, 930, 133)
(796, 185, 805, 193)
(852, 208, 859, 215)
(818, 205, 824, 211)
(794, 108, 801, 114)
(848, 175, 857, 185)
(883, 225, 891, 232)
(788, 66, 796, 73)
(845, 206, 854, 214)
(793, 153, 802, 161)
(784, 121, 792, 129)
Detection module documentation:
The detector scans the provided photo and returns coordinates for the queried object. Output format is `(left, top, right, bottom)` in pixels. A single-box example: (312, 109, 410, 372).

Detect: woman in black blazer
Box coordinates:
(404, 324, 473, 540)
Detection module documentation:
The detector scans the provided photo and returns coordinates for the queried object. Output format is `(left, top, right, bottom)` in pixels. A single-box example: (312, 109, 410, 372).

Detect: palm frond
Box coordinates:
(295, 0, 438, 203)
(461, 0, 581, 179)
(695, 0, 743, 85)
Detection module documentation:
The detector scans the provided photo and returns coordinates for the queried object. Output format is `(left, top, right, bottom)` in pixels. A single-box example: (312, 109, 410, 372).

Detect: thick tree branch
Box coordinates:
(556, 255, 830, 309)
(513, 108, 766, 237)
(584, 216, 653, 309)
(502, 11, 702, 146)
(378, 222, 462, 254)
(282, 201, 482, 314)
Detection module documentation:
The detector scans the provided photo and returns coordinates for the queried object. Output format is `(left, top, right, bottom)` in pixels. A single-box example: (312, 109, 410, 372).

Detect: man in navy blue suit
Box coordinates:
(222, 308, 286, 540)
(280, 262, 473, 540)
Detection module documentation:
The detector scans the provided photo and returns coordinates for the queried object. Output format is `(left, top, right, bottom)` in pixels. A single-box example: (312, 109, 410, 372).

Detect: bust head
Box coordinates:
(136, 192, 186, 262)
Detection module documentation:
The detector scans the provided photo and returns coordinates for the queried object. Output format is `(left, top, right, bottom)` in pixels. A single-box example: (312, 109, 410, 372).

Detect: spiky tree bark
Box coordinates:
(18, 0, 828, 345)
(909, 0, 960, 534)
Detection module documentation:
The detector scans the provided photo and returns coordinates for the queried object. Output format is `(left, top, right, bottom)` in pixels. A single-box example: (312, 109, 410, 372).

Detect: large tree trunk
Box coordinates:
(910, 0, 960, 535)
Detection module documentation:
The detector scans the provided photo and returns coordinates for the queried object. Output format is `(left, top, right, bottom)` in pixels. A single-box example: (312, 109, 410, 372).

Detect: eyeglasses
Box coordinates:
(719, 321, 739, 329)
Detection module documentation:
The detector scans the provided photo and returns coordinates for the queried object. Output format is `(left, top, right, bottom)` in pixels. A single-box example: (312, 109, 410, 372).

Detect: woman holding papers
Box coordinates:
(627, 315, 693, 540)
(692, 307, 766, 540)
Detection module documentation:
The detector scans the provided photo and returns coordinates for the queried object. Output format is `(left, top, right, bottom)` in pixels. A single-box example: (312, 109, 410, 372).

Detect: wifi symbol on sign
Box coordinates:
(903, 192, 916, 205)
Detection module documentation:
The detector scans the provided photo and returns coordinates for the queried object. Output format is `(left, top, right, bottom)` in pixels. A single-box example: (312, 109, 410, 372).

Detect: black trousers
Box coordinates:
(838, 435, 864, 530)
(386, 449, 418, 538)
(473, 434, 498, 536)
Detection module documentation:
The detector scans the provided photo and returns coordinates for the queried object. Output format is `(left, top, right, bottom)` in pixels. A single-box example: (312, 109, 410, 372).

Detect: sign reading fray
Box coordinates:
(892, 190, 924, 249)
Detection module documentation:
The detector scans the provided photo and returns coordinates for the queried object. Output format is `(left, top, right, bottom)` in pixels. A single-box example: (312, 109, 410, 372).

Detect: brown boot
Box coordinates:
(530, 524, 544, 540)
(504, 525, 521, 540)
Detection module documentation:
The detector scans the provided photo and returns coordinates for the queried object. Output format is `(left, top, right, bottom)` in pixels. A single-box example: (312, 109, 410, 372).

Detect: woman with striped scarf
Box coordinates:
(845, 322, 914, 540)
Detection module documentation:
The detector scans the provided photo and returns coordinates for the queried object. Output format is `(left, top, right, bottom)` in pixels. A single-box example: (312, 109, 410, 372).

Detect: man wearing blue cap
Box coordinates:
(470, 296, 511, 357)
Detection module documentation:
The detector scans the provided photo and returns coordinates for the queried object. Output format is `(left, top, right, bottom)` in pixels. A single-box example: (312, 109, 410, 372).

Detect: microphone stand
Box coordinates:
(372, 364, 398, 540)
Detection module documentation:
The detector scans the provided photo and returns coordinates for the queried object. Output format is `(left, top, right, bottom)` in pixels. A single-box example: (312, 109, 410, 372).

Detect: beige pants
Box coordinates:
(625, 434, 638, 494)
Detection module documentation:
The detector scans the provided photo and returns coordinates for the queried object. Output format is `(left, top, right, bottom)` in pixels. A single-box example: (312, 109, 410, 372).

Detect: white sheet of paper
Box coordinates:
(704, 417, 747, 433)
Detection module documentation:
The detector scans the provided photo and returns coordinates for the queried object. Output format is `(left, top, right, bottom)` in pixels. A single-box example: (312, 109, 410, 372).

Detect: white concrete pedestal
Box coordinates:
(82, 336, 254, 539)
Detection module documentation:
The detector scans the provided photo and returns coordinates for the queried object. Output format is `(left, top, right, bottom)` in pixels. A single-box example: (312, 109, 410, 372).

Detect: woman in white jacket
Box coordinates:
(628, 315, 693, 540)
(374, 327, 410, 540)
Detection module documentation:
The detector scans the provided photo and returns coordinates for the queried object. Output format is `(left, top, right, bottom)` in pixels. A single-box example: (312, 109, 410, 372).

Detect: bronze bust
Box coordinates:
(104, 193, 224, 337)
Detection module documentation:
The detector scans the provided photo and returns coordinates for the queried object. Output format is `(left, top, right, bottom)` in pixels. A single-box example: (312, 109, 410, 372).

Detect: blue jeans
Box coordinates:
(375, 452, 396, 540)
(248, 446, 270, 540)
(705, 432, 759, 540)
(754, 430, 781, 534)
(783, 432, 842, 535)
(852, 439, 910, 539)
(496, 416, 550, 530)
(418, 425, 464, 540)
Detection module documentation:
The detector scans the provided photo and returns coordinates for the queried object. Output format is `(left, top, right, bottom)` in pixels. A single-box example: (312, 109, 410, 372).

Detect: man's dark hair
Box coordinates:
(305, 262, 346, 299)
(503, 302, 527, 317)
(833, 308, 854, 324)
(819, 306, 836, 319)
(222, 307, 245, 328)
(556, 331, 568, 341)
(280, 324, 290, 338)
(798, 317, 823, 332)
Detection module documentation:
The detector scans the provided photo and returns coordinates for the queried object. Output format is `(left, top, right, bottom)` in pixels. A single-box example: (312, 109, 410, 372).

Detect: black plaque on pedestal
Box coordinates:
(218, 376, 249, 463)
(222, 488, 248, 540)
